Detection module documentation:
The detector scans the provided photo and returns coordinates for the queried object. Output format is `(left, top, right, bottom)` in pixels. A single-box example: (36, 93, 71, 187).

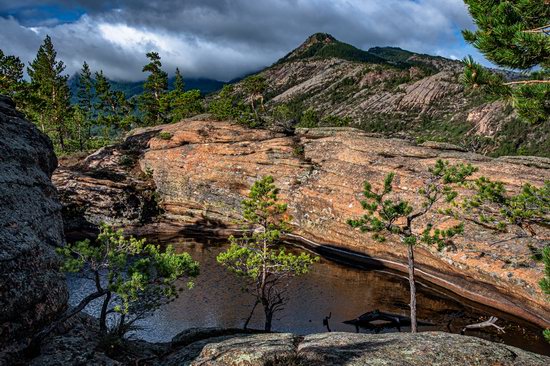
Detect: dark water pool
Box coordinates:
(67, 236, 550, 356)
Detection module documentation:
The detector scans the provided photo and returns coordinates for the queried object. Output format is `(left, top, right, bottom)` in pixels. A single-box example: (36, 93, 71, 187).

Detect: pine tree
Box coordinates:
(173, 67, 185, 93)
(74, 61, 94, 151)
(217, 176, 318, 331)
(0, 49, 26, 103)
(56, 224, 199, 337)
(94, 70, 125, 139)
(161, 68, 203, 123)
(348, 160, 477, 332)
(139, 52, 168, 125)
(459, 178, 550, 342)
(242, 75, 267, 117)
(27, 35, 72, 152)
(461, 0, 550, 124)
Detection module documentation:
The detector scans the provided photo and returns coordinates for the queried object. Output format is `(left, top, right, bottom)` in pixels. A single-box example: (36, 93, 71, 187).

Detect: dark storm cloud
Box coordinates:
(0, 0, 481, 81)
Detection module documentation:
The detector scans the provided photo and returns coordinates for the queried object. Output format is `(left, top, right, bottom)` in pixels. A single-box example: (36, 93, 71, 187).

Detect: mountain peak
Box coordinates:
(304, 33, 337, 45)
(276, 33, 385, 65)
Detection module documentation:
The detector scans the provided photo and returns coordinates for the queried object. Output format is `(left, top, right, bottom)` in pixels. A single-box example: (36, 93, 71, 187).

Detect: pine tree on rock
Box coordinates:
(461, 0, 550, 124)
(348, 160, 477, 332)
(27, 35, 72, 152)
(139, 52, 168, 125)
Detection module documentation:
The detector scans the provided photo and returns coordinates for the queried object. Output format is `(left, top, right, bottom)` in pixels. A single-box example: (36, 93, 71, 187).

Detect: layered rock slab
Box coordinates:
(54, 119, 550, 328)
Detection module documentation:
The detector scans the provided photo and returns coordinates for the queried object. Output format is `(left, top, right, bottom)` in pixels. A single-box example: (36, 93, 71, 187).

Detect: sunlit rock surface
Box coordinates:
(54, 119, 550, 329)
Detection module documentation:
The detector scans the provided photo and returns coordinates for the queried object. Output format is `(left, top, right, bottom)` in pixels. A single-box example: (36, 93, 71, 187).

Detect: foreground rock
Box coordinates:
(0, 96, 67, 360)
(31, 325, 550, 365)
(54, 120, 550, 329)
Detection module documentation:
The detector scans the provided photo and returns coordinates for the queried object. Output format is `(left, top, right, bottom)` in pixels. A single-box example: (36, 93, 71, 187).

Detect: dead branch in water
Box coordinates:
(461, 316, 505, 335)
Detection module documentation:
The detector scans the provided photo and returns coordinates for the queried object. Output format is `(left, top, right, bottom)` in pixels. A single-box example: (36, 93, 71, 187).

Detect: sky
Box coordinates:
(0, 0, 486, 82)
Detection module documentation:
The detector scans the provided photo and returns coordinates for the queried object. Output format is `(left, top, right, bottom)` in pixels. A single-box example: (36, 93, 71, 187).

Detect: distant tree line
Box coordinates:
(0, 36, 204, 154)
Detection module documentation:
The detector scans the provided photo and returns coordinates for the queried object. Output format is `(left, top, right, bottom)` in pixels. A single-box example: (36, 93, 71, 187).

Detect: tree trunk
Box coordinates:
(407, 243, 417, 333)
(99, 291, 111, 333)
(116, 313, 126, 336)
(263, 304, 273, 332)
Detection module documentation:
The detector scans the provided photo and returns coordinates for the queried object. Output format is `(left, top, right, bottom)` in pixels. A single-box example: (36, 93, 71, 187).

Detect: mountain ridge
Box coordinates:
(227, 33, 548, 157)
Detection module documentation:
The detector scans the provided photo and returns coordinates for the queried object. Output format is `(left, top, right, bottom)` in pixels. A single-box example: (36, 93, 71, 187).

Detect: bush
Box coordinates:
(297, 108, 319, 128)
(320, 114, 351, 127)
(158, 131, 173, 140)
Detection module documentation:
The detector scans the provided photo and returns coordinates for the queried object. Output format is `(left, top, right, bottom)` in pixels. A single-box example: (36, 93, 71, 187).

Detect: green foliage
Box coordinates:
(217, 176, 318, 331)
(513, 82, 550, 124)
(94, 70, 134, 138)
(296, 108, 319, 128)
(209, 84, 239, 120)
(3, 42, 205, 154)
(348, 160, 477, 249)
(26, 35, 72, 153)
(462, 178, 550, 236)
(461, 0, 549, 124)
(57, 223, 199, 336)
(71, 62, 94, 151)
(161, 68, 204, 123)
(0, 48, 26, 104)
(242, 75, 267, 100)
(158, 131, 173, 140)
(541, 245, 550, 296)
(139, 52, 169, 126)
(319, 114, 351, 127)
(458, 174, 550, 342)
(460, 55, 508, 94)
(462, 0, 549, 70)
(348, 160, 476, 333)
(163, 89, 204, 123)
(208, 84, 260, 127)
(271, 104, 294, 123)
(538, 226, 550, 344)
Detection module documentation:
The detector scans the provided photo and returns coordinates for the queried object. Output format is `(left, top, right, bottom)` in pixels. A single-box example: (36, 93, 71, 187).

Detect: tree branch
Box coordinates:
(523, 24, 550, 34)
(503, 80, 550, 86)
(461, 316, 505, 334)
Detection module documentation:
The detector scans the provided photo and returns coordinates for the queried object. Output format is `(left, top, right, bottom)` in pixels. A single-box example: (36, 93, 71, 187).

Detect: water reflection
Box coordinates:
(67, 236, 550, 356)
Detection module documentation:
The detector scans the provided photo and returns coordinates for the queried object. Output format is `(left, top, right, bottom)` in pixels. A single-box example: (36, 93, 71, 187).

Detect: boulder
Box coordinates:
(0, 96, 67, 359)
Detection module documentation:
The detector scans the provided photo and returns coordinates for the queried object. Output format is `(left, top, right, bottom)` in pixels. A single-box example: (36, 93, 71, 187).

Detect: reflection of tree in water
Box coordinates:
(67, 236, 550, 355)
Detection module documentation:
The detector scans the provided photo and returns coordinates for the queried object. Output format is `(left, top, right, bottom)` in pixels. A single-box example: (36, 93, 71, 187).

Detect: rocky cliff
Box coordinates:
(226, 33, 549, 157)
(53, 119, 550, 330)
(0, 96, 67, 359)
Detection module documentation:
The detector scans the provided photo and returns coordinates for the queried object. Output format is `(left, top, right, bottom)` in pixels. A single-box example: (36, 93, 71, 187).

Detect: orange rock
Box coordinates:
(54, 120, 550, 328)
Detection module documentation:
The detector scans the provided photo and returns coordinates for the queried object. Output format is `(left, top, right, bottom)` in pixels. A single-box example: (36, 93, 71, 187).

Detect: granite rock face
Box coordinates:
(29, 325, 550, 365)
(53, 119, 550, 329)
(0, 96, 68, 357)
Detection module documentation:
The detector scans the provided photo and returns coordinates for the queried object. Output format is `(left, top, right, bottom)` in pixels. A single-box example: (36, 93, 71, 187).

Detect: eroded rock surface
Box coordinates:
(54, 120, 550, 329)
(0, 96, 67, 359)
(30, 325, 550, 365)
